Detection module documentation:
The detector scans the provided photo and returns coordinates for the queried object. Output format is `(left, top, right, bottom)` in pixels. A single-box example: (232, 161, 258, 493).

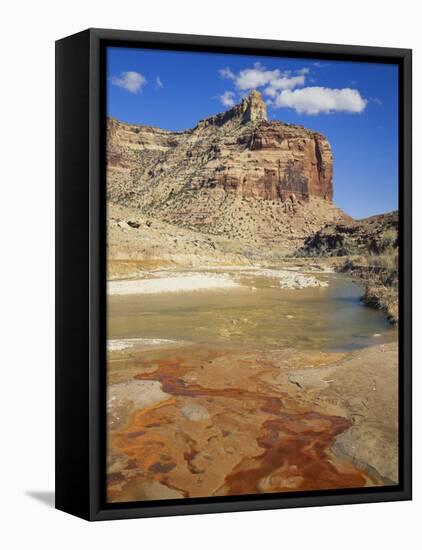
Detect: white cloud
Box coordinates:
(216, 63, 367, 116)
(234, 63, 305, 91)
(219, 67, 235, 80)
(219, 62, 306, 93)
(270, 74, 305, 90)
(219, 91, 236, 107)
(274, 87, 367, 115)
(111, 71, 147, 93)
(264, 86, 278, 98)
(235, 64, 276, 89)
(155, 76, 163, 89)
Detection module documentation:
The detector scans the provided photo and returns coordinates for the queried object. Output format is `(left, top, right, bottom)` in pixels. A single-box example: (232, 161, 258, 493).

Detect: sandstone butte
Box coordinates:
(106, 90, 345, 241)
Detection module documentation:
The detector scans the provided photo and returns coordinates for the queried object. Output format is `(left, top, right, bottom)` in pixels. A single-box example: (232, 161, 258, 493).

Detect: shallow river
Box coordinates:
(107, 271, 396, 352)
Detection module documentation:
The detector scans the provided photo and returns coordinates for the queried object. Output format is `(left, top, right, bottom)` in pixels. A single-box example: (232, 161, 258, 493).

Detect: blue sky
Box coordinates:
(107, 47, 398, 219)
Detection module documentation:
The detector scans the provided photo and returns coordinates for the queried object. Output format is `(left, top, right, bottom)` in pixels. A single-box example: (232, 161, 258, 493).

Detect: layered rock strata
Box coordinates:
(107, 91, 335, 234)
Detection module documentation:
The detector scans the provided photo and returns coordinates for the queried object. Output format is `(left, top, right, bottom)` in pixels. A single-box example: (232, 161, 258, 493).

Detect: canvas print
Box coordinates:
(106, 47, 399, 503)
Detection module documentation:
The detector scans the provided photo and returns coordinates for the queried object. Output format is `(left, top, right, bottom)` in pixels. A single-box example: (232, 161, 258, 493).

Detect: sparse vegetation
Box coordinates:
(340, 244, 398, 324)
(341, 223, 398, 324)
(297, 213, 399, 324)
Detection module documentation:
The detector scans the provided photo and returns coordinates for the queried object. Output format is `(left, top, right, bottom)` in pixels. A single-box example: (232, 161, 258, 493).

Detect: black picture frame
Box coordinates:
(55, 28, 412, 521)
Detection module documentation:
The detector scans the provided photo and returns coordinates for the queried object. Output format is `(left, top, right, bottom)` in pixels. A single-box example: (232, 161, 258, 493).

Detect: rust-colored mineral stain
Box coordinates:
(222, 414, 366, 495)
(109, 350, 373, 501)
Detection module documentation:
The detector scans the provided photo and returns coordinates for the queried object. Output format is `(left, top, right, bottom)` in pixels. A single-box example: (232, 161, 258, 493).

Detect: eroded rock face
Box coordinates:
(107, 91, 334, 231)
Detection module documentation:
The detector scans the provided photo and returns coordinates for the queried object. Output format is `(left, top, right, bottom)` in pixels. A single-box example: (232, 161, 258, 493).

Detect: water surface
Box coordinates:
(107, 271, 395, 352)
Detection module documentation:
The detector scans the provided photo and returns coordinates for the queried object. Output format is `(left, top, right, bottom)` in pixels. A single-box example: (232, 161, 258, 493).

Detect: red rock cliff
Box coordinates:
(107, 91, 334, 216)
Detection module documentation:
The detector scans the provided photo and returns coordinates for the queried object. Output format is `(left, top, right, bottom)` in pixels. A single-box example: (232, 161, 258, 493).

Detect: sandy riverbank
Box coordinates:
(108, 273, 242, 295)
(107, 338, 189, 353)
(107, 267, 329, 295)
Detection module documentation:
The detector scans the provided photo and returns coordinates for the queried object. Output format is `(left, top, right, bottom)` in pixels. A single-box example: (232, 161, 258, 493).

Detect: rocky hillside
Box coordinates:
(298, 211, 399, 257)
(297, 211, 399, 324)
(107, 91, 345, 243)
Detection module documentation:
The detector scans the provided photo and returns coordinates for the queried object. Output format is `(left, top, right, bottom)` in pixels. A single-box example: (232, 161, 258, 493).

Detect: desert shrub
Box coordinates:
(336, 235, 360, 256)
(363, 282, 398, 324)
(382, 228, 398, 250)
(335, 241, 399, 324)
(368, 250, 398, 271)
(339, 255, 368, 271)
(366, 248, 398, 288)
